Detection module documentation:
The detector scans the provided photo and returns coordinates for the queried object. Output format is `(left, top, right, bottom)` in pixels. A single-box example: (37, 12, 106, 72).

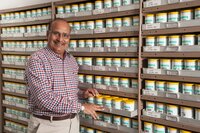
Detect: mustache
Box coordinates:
(53, 40, 67, 46)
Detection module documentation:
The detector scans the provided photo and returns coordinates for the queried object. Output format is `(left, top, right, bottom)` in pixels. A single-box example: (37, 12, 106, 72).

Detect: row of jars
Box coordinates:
(3, 81, 26, 92)
(81, 112, 138, 128)
(79, 74, 138, 88)
(57, 0, 140, 14)
(145, 8, 200, 24)
(87, 94, 137, 111)
(148, 58, 200, 71)
(145, 101, 200, 120)
(6, 108, 30, 119)
(3, 55, 29, 64)
(2, 41, 47, 49)
(145, 34, 200, 46)
(5, 120, 27, 133)
(4, 68, 24, 77)
(0, 7, 52, 21)
(70, 37, 138, 48)
(4, 95, 27, 105)
(143, 121, 192, 133)
(145, 80, 200, 95)
(69, 16, 139, 31)
(76, 57, 138, 68)
(1, 24, 48, 34)
(80, 126, 106, 133)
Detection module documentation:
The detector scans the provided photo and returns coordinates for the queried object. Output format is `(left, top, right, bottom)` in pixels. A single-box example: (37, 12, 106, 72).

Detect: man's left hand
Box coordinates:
(83, 88, 99, 98)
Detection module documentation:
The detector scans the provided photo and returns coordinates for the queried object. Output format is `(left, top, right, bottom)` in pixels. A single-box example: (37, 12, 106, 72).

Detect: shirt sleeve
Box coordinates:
(25, 56, 81, 114)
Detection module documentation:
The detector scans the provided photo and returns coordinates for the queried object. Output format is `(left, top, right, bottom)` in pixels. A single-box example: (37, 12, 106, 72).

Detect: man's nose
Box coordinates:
(57, 34, 64, 41)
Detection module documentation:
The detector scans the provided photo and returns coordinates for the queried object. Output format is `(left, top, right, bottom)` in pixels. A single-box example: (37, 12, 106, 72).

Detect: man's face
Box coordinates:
(47, 20, 71, 57)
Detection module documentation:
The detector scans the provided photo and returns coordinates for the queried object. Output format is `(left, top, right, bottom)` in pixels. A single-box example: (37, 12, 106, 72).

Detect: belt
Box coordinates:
(33, 113, 76, 121)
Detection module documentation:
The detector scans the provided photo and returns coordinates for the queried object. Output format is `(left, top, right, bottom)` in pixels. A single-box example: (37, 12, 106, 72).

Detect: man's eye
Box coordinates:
(53, 32, 59, 35)
(63, 33, 69, 38)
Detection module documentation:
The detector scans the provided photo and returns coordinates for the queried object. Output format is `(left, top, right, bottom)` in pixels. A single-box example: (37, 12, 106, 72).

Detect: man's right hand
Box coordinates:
(82, 103, 104, 119)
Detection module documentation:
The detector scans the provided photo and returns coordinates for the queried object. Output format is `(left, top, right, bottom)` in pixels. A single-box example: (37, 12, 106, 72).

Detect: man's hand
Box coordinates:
(82, 103, 104, 119)
(83, 88, 99, 98)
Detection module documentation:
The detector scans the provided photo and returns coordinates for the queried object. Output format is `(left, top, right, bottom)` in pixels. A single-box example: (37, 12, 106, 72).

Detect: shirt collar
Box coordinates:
(46, 46, 71, 59)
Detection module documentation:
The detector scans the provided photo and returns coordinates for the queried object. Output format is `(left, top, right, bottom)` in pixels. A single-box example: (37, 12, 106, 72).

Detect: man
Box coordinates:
(25, 18, 104, 133)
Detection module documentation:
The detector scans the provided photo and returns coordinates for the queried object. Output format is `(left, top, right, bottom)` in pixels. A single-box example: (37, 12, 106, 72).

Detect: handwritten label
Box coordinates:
(94, 28, 106, 33)
(166, 46, 179, 51)
(93, 9, 104, 14)
(166, 115, 179, 122)
(146, 0, 162, 7)
(145, 23, 161, 30)
(145, 46, 160, 51)
(144, 90, 158, 96)
(146, 69, 162, 74)
(166, 92, 179, 98)
(166, 23, 178, 28)
(166, 70, 179, 75)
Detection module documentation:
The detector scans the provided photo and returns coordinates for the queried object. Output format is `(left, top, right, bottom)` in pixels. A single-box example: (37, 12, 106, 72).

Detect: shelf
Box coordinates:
(0, 2, 51, 13)
(142, 26, 200, 36)
(1, 19, 51, 27)
(97, 89, 137, 99)
(0, 36, 47, 41)
(143, 0, 200, 13)
(2, 64, 25, 69)
(141, 116, 199, 132)
(64, 9, 139, 22)
(71, 52, 138, 57)
(2, 91, 27, 98)
(141, 74, 200, 83)
(2, 78, 26, 84)
(141, 95, 200, 108)
(71, 31, 139, 39)
(141, 52, 200, 58)
(54, 0, 93, 6)
(79, 70, 137, 78)
(1, 51, 33, 55)
(80, 120, 126, 133)
(2, 104, 29, 113)
(4, 116, 28, 126)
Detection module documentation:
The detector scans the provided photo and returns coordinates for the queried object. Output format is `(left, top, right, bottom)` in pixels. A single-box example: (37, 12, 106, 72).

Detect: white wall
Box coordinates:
(0, 0, 61, 10)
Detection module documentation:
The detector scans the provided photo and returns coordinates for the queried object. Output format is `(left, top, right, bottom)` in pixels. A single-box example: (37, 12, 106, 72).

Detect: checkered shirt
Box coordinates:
(25, 47, 81, 116)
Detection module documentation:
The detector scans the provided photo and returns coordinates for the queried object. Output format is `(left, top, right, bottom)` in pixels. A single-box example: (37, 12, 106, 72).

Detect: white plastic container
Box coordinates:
(148, 59, 159, 69)
(154, 124, 165, 133)
(95, 0, 103, 9)
(156, 103, 165, 113)
(160, 59, 171, 70)
(168, 11, 179, 22)
(57, 6, 64, 14)
(195, 84, 200, 95)
(121, 117, 131, 128)
(95, 20, 104, 29)
(104, 76, 111, 86)
(130, 37, 139, 47)
(156, 13, 167, 23)
(167, 82, 179, 93)
(104, 0, 112, 8)
(78, 40, 85, 47)
(146, 101, 155, 112)
(85, 40, 93, 47)
(86, 21, 95, 29)
(122, 0, 132, 6)
(184, 59, 196, 71)
(145, 80, 155, 91)
(172, 59, 183, 70)
(71, 4, 79, 12)
(167, 127, 178, 133)
(95, 76, 103, 84)
(181, 106, 193, 119)
(180, 9, 193, 21)
(156, 81, 165, 91)
(121, 38, 129, 47)
(182, 34, 195, 46)
(167, 104, 178, 116)
(144, 122, 153, 133)
(114, 18, 122, 27)
(195, 108, 200, 120)
(111, 38, 120, 47)
(65, 5, 71, 13)
(85, 2, 94, 11)
(113, 0, 122, 7)
(133, 16, 139, 26)
(79, 4, 85, 12)
(85, 75, 93, 84)
(113, 115, 121, 125)
(96, 58, 104, 66)
(156, 36, 167, 46)
(83, 57, 92, 66)
(146, 36, 156, 46)
(169, 35, 181, 46)
(106, 18, 113, 28)
(195, 7, 200, 19)
(122, 58, 130, 67)
(105, 58, 112, 66)
(112, 58, 121, 67)
(94, 39, 103, 47)
(123, 17, 132, 27)
(145, 14, 154, 24)
(120, 78, 130, 88)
